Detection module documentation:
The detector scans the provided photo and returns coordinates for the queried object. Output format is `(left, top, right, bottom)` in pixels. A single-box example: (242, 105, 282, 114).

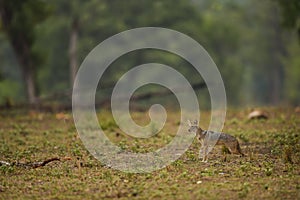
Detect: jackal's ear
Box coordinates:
(193, 120, 198, 125)
(187, 120, 192, 126)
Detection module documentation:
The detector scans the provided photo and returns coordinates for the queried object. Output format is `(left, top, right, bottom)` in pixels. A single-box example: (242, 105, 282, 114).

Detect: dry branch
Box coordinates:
(0, 157, 71, 168)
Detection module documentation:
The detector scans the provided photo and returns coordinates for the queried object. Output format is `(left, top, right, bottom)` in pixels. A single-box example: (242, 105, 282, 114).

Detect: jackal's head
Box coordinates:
(187, 120, 202, 134)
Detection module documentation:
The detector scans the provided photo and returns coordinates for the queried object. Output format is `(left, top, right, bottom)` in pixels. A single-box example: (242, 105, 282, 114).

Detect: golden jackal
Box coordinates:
(188, 120, 244, 162)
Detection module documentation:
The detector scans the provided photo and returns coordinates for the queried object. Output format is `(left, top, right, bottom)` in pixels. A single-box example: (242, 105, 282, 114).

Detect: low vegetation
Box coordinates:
(0, 108, 299, 199)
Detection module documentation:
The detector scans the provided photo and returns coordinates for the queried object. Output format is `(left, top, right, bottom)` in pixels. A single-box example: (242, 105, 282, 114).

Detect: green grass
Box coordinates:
(0, 108, 299, 199)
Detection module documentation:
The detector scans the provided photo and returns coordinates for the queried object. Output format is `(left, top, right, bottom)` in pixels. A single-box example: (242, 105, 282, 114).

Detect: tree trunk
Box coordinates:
(22, 64, 37, 105)
(269, 5, 286, 105)
(0, 1, 38, 105)
(69, 17, 79, 88)
(9, 34, 38, 105)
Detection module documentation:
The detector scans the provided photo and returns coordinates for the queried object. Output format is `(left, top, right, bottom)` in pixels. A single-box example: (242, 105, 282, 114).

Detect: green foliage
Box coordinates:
(0, 0, 300, 106)
(0, 79, 23, 104)
(0, 0, 50, 41)
(284, 41, 300, 105)
(273, 0, 300, 39)
(0, 0, 51, 64)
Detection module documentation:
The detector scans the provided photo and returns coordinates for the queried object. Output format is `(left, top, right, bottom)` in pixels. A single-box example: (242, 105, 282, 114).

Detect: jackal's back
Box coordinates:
(216, 133, 238, 145)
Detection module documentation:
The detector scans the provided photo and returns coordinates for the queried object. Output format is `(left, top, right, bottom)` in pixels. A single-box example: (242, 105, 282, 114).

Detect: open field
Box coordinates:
(0, 108, 299, 199)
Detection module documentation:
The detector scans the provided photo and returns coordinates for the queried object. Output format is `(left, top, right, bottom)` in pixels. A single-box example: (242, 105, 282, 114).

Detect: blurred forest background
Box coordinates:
(0, 0, 299, 110)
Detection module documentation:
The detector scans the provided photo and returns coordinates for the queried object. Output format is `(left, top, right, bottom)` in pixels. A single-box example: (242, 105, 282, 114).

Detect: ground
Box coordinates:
(0, 108, 299, 199)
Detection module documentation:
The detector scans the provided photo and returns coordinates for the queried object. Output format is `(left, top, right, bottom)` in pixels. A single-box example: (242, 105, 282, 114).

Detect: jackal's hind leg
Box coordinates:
(228, 141, 244, 156)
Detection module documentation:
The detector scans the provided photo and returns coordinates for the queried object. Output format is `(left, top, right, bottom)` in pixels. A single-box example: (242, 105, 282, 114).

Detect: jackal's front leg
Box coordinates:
(199, 145, 208, 162)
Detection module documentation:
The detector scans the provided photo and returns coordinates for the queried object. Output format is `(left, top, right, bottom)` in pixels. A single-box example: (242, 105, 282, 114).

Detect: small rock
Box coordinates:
(0, 161, 10, 166)
(248, 110, 268, 120)
(196, 180, 202, 184)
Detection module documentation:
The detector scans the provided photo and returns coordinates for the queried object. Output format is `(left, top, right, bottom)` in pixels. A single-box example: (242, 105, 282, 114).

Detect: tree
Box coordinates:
(0, 0, 50, 104)
(50, 0, 82, 88)
(44, 0, 112, 90)
(273, 0, 300, 41)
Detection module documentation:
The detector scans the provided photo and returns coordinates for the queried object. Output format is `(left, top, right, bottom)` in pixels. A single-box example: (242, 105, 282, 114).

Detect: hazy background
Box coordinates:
(0, 0, 299, 109)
